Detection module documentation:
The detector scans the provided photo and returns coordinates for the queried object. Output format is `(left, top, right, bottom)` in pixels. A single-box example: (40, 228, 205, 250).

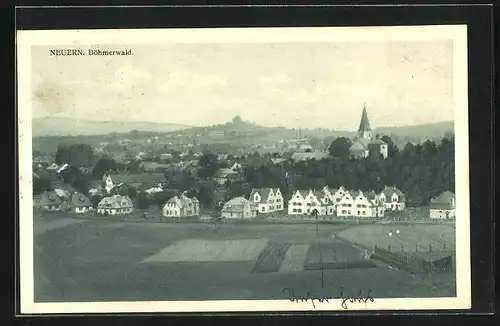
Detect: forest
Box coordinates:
(33, 135, 455, 209)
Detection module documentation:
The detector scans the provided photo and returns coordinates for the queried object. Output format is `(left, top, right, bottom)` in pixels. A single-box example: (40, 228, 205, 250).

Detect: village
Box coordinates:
(32, 106, 456, 223)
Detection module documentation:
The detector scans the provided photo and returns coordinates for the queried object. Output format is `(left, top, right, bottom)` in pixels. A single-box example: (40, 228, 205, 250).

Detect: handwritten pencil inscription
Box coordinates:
(283, 287, 374, 309)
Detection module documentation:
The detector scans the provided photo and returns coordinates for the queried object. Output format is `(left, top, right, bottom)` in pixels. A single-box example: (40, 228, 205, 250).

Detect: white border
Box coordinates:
(17, 25, 470, 314)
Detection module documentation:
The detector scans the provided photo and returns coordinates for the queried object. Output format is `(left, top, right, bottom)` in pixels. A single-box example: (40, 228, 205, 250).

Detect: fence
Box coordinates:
(372, 245, 455, 274)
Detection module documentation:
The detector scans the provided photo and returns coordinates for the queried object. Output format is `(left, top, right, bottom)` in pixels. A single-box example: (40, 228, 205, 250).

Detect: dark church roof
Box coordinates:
(358, 104, 372, 132)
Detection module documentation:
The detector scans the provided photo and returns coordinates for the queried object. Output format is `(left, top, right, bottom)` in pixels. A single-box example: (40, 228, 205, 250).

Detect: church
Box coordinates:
(349, 105, 389, 159)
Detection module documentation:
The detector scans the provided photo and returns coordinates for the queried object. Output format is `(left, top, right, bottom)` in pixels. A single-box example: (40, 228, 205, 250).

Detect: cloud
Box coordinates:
(159, 71, 228, 91)
(106, 65, 152, 91)
(259, 72, 292, 86)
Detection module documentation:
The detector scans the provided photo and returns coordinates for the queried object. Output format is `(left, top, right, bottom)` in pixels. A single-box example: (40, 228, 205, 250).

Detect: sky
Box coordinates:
(31, 41, 454, 130)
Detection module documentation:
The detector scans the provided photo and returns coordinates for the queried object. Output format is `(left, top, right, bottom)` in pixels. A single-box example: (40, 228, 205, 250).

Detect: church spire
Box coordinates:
(358, 103, 373, 140)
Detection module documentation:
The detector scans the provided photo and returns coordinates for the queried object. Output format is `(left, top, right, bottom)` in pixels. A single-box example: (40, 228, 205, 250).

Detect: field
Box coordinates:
(337, 224, 455, 253)
(33, 215, 457, 302)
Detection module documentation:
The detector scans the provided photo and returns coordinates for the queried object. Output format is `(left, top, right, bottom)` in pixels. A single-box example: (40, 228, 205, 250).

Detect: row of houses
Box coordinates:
(218, 185, 405, 219)
(35, 185, 455, 221)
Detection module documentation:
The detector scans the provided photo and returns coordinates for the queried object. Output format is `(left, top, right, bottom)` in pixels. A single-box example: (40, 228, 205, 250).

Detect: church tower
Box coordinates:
(358, 104, 373, 140)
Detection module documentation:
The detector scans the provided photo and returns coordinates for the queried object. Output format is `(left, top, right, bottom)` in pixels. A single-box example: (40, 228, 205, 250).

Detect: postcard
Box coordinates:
(17, 25, 470, 314)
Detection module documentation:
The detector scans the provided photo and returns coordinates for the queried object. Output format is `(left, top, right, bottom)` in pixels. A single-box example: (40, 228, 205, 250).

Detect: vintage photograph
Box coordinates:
(17, 26, 470, 313)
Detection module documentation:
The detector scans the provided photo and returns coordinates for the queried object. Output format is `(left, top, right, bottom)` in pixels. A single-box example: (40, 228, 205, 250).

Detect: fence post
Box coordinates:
(429, 244, 432, 252)
(388, 244, 391, 252)
(415, 244, 418, 252)
(401, 245, 404, 252)
(443, 243, 446, 251)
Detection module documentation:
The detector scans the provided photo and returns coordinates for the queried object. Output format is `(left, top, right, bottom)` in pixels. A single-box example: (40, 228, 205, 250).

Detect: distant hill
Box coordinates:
(31, 116, 454, 156)
(32, 117, 192, 137)
(174, 117, 454, 144)
(374, 121, 454, 140)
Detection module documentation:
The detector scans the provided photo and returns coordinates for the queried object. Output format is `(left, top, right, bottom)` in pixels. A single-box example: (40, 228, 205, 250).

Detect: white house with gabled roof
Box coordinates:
(378, 186, 406, 211)
(288, 189, 335, 216)
(249, 188, 284, 214)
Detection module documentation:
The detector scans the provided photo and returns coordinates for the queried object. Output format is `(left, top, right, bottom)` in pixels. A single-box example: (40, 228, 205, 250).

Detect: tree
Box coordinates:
(328, 137, 352, 158)
(198, 153, 219, 179)
(33, 176, 52, 195)
(59, 166, 89, 194)
(90, 194, 103, 208)
(55, 144, 68, 165)
(309, 137, 321, 149)
(226, 180, 252, 200)
(198, 180, 218, 208)
(137, 192, 154, 209)
(92, 157, 118, 179)
(55, 143, 95, 167)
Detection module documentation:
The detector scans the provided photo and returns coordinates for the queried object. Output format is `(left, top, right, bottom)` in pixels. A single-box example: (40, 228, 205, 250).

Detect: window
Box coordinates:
(292, 208, 297, 213)
(356, 204, 361, 208)
(357, 211, 360, 215)
(342, 210, 346, 214)
(307, 209, 310, 213)
(348, 210, 351, 214)
(261, 207, 265, 212)
(297, 209, 302, 213)
(363, 211, 366, 215)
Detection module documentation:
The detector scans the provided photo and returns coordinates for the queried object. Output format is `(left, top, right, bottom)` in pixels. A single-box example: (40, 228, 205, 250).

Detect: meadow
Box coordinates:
(32, 214, 457, 302)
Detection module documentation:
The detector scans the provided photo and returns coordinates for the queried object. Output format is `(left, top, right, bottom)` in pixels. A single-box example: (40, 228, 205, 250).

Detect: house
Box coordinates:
(230, 162, 242, 171)
(271, 158, 286, 165)
(139, 161, 170, 173)
(135, 151, 148, 160)
(159, 153, 173, 161)
(214, 168, 240, 185)
(287, 189, 335, 216)
(163, 194, 200, 218)
(46, 163, 59, 172)
(33, 195, 43, 210)
(145, 183, 164, 195)
(365, 190, 385, 217)
(290, 151, 329, 162)
(97, 195, 133, 215)
(335, 189, 385, 218)
(352, 190, 384, 218)
(336, 190, 355, 217)
(429, 191, 456, 219)
(298, 144, 314, 151)
(248, 188, 284, 214)
(322, 185, 349, 206)
(56, 163, 70, 174)
(349, 104, 389, 159)
(54, 188, 71, 200)
(108, 182, 130, 196)
(88, 187, 104, 197)
(221, 197, 258, 219)
(378, 186, 406, 211)
(70, 192, 94, 214)
(39, 191, 63, 211)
